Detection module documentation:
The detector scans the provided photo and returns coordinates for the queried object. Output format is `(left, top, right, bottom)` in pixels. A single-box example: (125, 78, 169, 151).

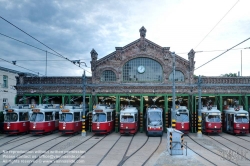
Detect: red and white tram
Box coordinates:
(92, 104, 115, 134)
(174, 106, 189, 134)
(3, 104, 32, 134)
(145, 105, 163, 137)
(29, 104, 60, 135)
(59, 105, 88, 135)
(120, 105, 139, 135)
(201, 105, 222, 134)
(223, 105, 249, 135)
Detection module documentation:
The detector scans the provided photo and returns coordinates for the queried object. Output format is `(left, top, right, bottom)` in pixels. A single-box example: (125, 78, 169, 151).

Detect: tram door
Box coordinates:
(226, 114, 234, 131)
(201, 113, 206, 131)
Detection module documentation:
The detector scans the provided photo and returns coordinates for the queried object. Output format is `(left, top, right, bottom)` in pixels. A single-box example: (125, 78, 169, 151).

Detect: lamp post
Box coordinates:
(82, 70, 86, 137)
(171, 52, 176, 128)
(197, 75, 202, 137)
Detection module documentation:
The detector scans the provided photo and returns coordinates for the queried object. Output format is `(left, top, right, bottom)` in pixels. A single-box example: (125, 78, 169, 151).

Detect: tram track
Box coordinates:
(70, 135, 107, 166)
(117, 135, 135, 166)
(0, 135, 47, 155)
(96, 135, 122, 166)
(0, 134, 33, 147)
(141, 136, 162, 166)
(3, 135, 63, 166)
(186, 135, 239, 166)
(207, 135, 250, 161)
(27, 134, 78, 166)
(0, 134, 30, 147)
(47, 135, 96, 166)
(119, 136, 162, 166)
(235, 135, 250, 143)
(219, 134, 250, 150)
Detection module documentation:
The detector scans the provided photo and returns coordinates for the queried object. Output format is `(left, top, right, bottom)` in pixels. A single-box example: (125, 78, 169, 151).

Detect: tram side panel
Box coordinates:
(92, 105, 115, 135)
(30, 105, 60, 135)
(223, 106, 249, 135)
(146, 106, 163, 137)
(119, 106, 139, 135)
(3, 105, 31, 134)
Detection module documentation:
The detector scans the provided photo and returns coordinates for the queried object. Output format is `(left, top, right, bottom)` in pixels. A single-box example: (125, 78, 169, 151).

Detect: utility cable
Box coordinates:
(0, 57, 43, 76)
(194, 0, 240, 49)
(0, 16, 85, 70)
(195, 37, 250, 70)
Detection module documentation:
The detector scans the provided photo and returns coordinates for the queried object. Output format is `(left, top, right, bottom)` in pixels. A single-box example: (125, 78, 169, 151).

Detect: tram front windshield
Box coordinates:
(207, 114, 220, 122)
(121, 115, 134, 122)
(176, 113, 188, 122)
(92, 113, 106, 122)
(235, 114, 249, 123)
(60, 113, 73, 122)
(4, 113, 18, 122)
(148, 111, 162, 125)
(30, 113, 44, 122)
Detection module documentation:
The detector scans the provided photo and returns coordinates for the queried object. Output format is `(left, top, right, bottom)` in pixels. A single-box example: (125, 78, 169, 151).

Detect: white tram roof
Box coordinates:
(7, 104, 33, 109)
(31, 104, 60, 112)
(93, 104, 114, 112)
(4, 105, 32, 113)
(223, 107, 248, 114)
(120, 106, 138, 114)
(173, 106, 189, 113)
(201, 106, 221, 113)
(147, 105, 163, 112)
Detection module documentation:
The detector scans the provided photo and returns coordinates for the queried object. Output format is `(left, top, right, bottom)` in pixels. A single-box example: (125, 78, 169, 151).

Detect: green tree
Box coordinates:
(221, 73, 238, 77)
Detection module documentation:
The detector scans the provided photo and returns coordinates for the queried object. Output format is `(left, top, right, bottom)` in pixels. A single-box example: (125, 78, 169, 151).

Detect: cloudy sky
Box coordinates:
(0, 0, 250, 77)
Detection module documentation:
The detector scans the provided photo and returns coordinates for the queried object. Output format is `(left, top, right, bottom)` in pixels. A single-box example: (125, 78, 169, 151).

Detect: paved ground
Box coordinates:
(0, 132, 249, 166)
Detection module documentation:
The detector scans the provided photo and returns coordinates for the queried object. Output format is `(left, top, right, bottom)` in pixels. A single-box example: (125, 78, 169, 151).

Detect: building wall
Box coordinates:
(0, 69, 17, 110)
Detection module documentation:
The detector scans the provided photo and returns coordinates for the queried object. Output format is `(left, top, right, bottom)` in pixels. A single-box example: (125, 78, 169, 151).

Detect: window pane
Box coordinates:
(101, 70, 116, 82)
(169, 71, 184, 82)
(122, 58, 163, 82)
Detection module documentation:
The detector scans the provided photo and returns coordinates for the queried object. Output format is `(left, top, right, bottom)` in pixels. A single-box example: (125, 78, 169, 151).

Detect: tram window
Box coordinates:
(60, 113, 73, 122)
(19, 112, 29, 121)
(235, 115, 248, 123)
(55, 112, 59, 120)
(74, 112, 80, 121)
(30, 113, 44, 122)
(121, 115, 134, 122)
(92, 113, 106, 122)
(148, 112, 162, 125)
(135, 114, 138, 122)
(45, 112, 53, 121)
(4, 113, 18, 122)
(107, 112, 111, 121)
(176, 113, 188, 122)
(207, 115, 220, 122)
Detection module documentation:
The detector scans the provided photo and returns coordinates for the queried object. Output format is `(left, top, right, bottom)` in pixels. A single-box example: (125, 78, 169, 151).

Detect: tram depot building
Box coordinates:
(15, 27, 250, 133)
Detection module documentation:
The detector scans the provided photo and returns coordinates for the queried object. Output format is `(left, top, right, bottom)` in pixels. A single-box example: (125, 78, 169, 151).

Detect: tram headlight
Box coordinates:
(126, 126, 128, 129)
(215, 126, 217, 128)
(33, 126, 36, 129)
(243, 127, 245, 129)
(7, 126, 9, 129)
(97, 126, 99, 129)
(63, 126, 65, 129)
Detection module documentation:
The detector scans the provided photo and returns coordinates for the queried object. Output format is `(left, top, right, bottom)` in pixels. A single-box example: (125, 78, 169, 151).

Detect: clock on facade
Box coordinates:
(137, 65, 145, 73)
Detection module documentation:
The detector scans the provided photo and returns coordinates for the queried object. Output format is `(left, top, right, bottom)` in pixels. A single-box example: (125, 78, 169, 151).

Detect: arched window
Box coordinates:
(169, 70, 184, 82)
(101, 70, 116, 82)
(122, 57, 163, 82)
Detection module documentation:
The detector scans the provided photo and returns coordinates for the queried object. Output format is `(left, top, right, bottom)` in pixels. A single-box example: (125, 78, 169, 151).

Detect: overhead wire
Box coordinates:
(194, 0, 240, 49)
(0, 32, 91, 62)
(0, 16, 86, 70)
(195, 37, 250, 70)
(177, 47, 250, 55)
(0, 57, 43, 76)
